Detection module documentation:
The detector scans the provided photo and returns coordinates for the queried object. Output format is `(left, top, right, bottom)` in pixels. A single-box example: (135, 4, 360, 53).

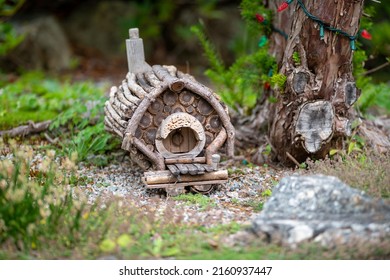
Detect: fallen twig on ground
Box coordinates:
(0, 120, 51, 137)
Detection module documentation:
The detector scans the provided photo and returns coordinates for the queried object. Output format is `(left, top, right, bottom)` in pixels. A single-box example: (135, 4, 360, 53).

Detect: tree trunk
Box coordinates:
(267, 0, 364, 165)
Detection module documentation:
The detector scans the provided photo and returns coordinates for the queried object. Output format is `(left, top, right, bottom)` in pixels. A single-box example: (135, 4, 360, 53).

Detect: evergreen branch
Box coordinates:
(190, 25, 225, 75)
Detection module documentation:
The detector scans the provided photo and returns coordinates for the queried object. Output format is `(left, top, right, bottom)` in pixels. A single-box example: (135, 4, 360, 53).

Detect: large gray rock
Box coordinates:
(252, 175, 390, 247)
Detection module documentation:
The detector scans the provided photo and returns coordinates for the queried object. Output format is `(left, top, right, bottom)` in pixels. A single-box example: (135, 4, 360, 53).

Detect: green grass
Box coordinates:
(231, 198, 264, 212)
(0, 142, 110, 257)
(173, 193, 217, 211)
(0, 72, 100, 130)
(306, 150, 390, 199)
(0, 110, 57, 130)
(0, 72, 120, 165)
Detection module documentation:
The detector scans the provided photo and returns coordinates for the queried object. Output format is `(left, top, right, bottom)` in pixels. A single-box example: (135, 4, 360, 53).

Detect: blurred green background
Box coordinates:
(1, 0, 388, 83)
(1, 0, 389, 127)
(1, 0, 252, 82)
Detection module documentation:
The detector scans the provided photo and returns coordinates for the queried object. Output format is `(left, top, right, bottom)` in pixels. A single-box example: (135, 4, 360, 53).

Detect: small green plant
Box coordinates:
(292, 52, 301, 66)
(190, 25, 225, 78)
(0, 0, 25, 56)
(299, 162, 307, 169)
(173, 193, 216, 211)
(347, 135, 365, 155)
(205, 222, 242, 235)
(239, 200, 264, 212)
(353, 50, 390, 114)
(270, 73, 287, 91)
(240, 0, 273, 35)
(356, 82, 390, 114)
(261, 189, 272, 197)
(63, 123, 120, 163)
(227, 167, 246, 176)
(352, 6, 390, 116)
(262, 144, 272, 157)
(0, 22, 24, 56)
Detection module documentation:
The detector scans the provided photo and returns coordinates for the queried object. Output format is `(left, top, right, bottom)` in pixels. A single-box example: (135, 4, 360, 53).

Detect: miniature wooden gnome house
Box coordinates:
(104, 28, 234, 193)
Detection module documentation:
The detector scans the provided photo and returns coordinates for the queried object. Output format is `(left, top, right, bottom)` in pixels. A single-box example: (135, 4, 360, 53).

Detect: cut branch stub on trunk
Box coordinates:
(333, 78, 360, 109)
(295, 101, 334, 154)
(344, 82, 358, 107)
(286, 66, 317, 98)
(335, 116, 351, 137)
(291, 71, 309, 94)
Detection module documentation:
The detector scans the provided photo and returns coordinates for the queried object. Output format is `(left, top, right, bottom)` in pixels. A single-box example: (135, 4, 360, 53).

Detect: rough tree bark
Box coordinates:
(266, 0, 364, 164)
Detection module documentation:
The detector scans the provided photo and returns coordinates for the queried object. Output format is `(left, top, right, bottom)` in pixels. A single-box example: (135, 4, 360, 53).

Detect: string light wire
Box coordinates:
(278, 0, 358, 50)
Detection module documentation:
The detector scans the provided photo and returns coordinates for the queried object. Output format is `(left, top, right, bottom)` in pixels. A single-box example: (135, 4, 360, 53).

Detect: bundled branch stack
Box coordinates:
(104, 28, 234, 193)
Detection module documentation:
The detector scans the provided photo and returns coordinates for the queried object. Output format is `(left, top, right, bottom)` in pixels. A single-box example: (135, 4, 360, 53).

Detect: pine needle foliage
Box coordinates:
(190, 25, 225, 77)
(240, 0, 273, 35)
(191, 24, 276, 114)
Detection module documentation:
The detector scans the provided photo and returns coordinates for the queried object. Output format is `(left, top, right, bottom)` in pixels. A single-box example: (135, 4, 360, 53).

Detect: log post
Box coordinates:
(267, 0, 364, 164)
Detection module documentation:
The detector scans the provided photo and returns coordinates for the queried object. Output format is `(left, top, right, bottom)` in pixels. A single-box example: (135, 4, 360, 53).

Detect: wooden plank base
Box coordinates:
(143, 169, 228, 189)
(145, 180, 227, 189)
(143, 169, 228, 185)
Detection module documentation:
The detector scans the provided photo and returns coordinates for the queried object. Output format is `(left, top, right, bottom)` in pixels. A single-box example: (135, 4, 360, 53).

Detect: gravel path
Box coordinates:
(77, 155, 293, 227)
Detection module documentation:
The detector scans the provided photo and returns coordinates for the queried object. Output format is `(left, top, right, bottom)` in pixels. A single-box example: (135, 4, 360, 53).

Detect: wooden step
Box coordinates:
(143, 169, 228, 189)
(167, 163, 215, 176)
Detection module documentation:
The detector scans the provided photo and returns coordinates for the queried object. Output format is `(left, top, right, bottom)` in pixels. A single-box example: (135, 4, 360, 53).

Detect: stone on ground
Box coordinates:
(252, 174, 390, 247)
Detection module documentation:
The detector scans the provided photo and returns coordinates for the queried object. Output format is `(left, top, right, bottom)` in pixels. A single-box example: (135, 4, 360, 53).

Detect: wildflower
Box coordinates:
(0, 219, 7, 232)
(2, 159, 14, 177)
(46, 150, 56, 159)
(117, 234, 132, 248)
(39, 207, 51, 219)
(27, 223, 36, 235)
(99, 239, 116, 252)
(24, 146, 34, 161)
(5, 188, 25, 203)
(62, 157, 76, 171)
(0, 179, 7, 189)
(70, 152, 78, 162)
(39, 158, 52, 173)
